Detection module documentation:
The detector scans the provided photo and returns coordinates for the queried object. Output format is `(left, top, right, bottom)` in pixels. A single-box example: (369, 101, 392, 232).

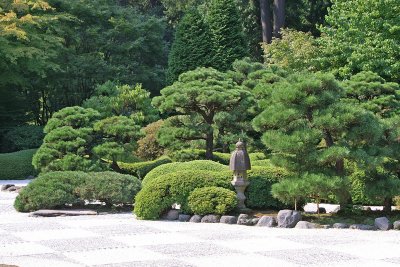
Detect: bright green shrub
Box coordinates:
(245, 166, 289, 209)
(142, 160, 228, 186)
(251, 159, 273, 167)
(188, 186, 237, 215)
(168, 149, 266, 165)
(168, 149, 205, 162)
(119, 156, 172, 179)
(76, 172, 141, 206)
(2, 125, 44, 152)
(134, 170, 233, 219)
(14, 171, 88, 212)
(249, 153, 267, 161)
(0, 149, 37, 180)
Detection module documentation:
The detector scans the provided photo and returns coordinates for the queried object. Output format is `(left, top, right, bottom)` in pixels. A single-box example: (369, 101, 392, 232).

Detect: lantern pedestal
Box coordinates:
(231, 174, 251, 213)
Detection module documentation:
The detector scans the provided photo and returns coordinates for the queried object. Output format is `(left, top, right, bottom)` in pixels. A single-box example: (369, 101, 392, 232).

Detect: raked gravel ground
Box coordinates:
(1, 188, 400, 267)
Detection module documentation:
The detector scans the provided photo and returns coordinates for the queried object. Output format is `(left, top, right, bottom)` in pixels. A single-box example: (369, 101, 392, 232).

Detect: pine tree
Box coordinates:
(166, 9, 214, 84)
(207, 0, 248, 71)
(253, 72, 383, 208)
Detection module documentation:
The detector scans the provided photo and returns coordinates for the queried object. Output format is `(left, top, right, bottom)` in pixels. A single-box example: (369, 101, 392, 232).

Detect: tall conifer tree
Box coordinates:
(207, 0, 248, 71)
(166, 9, 214, 84)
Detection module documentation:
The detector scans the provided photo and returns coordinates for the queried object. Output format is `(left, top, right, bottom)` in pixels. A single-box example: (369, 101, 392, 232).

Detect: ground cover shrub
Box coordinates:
(245, 166, 289, 210)
(15, 171, 141, 212)
(134, 170, 233, 219)
(188, 186, 237, 215)
(14, 171, 87, 212)
(76, 172, 141, 206)
(0, 149, 37, 180)
(119, 156, 172, 179)
(142, 160, 228, 186)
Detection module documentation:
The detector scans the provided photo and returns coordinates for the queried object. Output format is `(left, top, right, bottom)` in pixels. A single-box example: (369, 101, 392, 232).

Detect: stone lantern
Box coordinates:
(229, 139, 251, 212)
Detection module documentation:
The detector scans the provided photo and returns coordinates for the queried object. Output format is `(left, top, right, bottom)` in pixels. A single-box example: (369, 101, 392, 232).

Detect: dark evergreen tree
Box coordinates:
(166, 9, 214, 84)
(207, 0, 248, 71)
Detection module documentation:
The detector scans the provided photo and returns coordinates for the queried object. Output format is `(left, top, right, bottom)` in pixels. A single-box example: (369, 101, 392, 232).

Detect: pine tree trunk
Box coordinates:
(205, 129, 214, 160)
(273, 0, 285, 38)
(260, 0, 272, 43)
(383, 197, 392, 213)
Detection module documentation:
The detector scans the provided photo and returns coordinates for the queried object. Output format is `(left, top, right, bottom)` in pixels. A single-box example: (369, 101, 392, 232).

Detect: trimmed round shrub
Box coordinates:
(0, 149, 37, 180)
(188, 186, 237, 215)
(76, 172, 141, 206)
(14, 171, 88, 212)
(118, 156, 171, 179)
(142, 160, 228, 186)
(245, 166, 289, 210)
(134, 170, 233, 220)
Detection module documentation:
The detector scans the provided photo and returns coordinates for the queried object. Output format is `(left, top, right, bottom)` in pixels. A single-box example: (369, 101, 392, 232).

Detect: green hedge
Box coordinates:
(0, 149, 37, 180)
(142, 160, 228, 186)
(14, 171, 141, 212)
(245, 166, 289, 210)
(134, 170, 233, 219)
(188, 186, 237, 215)
(118, 156, 172, 179)
(168, 149, 266, 165)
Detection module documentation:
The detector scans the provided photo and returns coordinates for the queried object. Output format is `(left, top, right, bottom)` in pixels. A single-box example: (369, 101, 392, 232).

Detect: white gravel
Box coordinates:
(1, 190, 400, 267)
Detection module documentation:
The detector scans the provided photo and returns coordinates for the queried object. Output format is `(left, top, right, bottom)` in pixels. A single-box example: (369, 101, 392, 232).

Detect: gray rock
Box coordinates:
(237, 214, 258, 226)
(349, 224, 376, 231)
(393, 221, 400, 230)
(277, 210, 302, 228)
(374, 217, 393, 231)
(295, 221, 318, 229)
(1, 184, 14, 191)
(322, 224, 331, 229)
(220, 216, 237, 224)
(7, 186, 18, 192)
(162, 209, 179, 221)
(189, 215, 202, 223)
(256, 216, 277, 227)
(30, 210, 97, 217)
(178, 214, 191, 222)
(201, 215, 220, 223)
(333, 223, 350, 229)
